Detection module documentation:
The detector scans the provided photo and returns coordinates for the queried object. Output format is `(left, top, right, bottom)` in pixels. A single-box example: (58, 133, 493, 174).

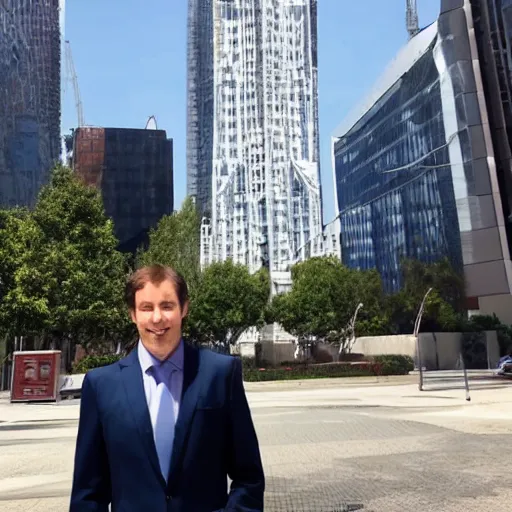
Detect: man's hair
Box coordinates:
(125, 264, 189, 311)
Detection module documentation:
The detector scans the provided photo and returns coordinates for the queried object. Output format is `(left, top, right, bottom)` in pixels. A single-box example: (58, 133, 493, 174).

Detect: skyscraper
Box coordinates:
(73, 126, 174, 253)
(187, 0, 323, 280)
(0, 0, 61, 208)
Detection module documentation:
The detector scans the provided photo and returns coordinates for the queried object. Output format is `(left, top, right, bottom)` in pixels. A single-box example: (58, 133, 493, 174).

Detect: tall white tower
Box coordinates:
(187, 0, 323, 286)
(406, 0, 420, 39)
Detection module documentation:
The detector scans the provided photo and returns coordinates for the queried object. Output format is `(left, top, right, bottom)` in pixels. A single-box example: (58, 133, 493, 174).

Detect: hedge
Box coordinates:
(72, 354, 122, 374)
(243, 362, 379, 382)
(71, 352, 415, 381)
(371, 355, 414, 375)
(242, 355, 414, 382)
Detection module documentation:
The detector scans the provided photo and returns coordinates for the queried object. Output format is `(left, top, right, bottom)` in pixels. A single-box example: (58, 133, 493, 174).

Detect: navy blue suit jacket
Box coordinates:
(70, 343, 264, 511)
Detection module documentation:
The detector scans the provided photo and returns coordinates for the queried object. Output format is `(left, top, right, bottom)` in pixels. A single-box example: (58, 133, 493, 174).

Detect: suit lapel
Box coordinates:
(168, 342, 202, 486)
(119, 349, 166, 489)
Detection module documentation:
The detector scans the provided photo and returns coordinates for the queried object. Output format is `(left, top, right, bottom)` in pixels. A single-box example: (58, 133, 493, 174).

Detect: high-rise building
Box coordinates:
(187, 0, 323, 282)
(73, 126, 173, 253)
(0, 0, 61, 208)
(332, 0, 512, 323)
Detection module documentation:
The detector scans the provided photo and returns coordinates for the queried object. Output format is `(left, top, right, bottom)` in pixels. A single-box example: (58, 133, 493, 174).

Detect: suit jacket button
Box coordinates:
(166, 495, 172, 501)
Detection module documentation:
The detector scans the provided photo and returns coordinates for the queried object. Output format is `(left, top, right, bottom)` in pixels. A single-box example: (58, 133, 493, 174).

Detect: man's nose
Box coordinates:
(152, 309, 162, 323)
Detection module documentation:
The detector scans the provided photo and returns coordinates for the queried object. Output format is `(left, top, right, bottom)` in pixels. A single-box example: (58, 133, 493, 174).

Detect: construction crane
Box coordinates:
(64, 40, 84, 127)
(406, 0, 420, 39)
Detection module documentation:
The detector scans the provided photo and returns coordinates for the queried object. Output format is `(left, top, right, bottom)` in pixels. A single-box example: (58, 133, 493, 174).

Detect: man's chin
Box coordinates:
(140, 332, 178, 354)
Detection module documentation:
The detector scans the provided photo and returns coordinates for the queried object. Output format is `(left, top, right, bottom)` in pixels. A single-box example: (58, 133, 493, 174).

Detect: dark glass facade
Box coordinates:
(0, 0, 61, 208)
(333, 0, 512, 322)
(186, 0, 214, 217)
(334, 43, 461, 291)
(73, 127, 173, 253)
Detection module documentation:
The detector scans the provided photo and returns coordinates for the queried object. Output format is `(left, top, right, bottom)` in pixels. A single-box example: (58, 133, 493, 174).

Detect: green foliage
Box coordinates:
(464, 314, 512, 356)
(72, 353, 122, 374)
(0, 208, 31, 309)
(356, 315, 393, 337)
(137, 196, 201, 293)
(0, 166, 130, 348)
(269, 256, 383, 349)
(497, 326, 512, 356)
(243, 362, 382, 382)
(399, 257, 465, 332)
(269, 256, 466, 343)
(239, 356, 257, 370)
(402, 257, 465, 311)
(242, 354, 414, 381)
(371, 355, 414, 375)
(465, 314, 502, 331)
(366, 258, 466, 335)
(187, 260, 270, 348)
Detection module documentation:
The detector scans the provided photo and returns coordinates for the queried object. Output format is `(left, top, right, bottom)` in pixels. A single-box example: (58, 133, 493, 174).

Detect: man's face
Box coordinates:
(130, 279, 188, 359)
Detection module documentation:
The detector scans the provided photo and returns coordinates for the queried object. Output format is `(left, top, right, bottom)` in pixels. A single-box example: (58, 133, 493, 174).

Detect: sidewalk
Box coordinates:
(247, 380, 512, 409)
(1, 376, 511, 424)
(0, 391, 80, 424)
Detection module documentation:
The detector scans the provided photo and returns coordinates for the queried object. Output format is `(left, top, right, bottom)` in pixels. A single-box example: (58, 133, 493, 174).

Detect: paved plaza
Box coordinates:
(1, 375, 512, 511)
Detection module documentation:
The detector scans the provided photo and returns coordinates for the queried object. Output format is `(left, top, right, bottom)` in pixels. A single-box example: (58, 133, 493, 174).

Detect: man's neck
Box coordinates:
(140, 338, 182, 362)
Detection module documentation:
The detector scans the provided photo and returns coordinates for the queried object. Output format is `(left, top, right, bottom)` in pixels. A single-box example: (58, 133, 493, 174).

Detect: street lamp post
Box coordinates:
(339, 302, 364, 357)
(414, 287, 433, 391)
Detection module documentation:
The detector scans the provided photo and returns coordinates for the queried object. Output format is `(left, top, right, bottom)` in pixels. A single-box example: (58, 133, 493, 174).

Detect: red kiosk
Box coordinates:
(10, 350, 61, 402)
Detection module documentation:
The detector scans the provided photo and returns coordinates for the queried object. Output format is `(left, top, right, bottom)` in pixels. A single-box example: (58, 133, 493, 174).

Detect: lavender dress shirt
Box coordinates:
(137, 340, 184, 481)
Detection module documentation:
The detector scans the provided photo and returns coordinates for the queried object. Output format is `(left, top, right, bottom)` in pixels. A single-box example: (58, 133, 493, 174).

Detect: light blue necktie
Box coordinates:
(150, 365, 175, 482)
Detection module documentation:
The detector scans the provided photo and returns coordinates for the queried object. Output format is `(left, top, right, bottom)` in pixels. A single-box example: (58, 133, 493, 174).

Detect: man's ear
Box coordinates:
(181, 300, 190, 319)
(130, 309, 137, 323)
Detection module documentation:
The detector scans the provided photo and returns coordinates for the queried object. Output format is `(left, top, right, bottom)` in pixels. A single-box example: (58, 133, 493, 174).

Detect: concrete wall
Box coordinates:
(260, 340, 296, 366)
(353, 331, 500, 370)
(254, 332, 501, 370)
(238, 342, 256, 358)
(352, 335, 416, 359)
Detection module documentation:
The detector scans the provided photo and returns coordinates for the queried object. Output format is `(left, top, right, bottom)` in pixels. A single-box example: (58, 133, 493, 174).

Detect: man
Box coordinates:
(70, 264, 265, 511)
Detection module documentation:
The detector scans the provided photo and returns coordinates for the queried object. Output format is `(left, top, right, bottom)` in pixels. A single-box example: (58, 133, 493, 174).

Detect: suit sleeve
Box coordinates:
(225, 357, 265, 511)
(69, 373, 111, 512)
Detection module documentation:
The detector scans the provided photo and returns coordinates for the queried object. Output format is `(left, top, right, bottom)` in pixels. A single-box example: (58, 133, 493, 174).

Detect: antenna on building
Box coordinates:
(406, 0, 420, 39)
(64, 40, 84, 127)
(145, 115, 158, 130)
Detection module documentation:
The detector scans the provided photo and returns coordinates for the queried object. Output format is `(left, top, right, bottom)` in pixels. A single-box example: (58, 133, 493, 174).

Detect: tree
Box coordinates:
(402, 257, 465, 312)
(0, 208, 31, 319)
(137, 196, 201, 293)
(382, 257, 465, 334)
(187, 260, 270, 350)
(269, 256, 384, 354)
(0, 165, 130, 349)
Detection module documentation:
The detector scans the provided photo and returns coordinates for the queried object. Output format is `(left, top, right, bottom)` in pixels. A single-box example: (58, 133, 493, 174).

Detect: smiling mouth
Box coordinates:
(147, 328, 169, 336)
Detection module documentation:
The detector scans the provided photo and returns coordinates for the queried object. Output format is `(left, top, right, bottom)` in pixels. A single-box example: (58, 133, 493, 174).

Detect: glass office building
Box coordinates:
(73, 127, 173, 253)
(334, 39, 460, 290)
(333, 0, 512, 321)
(0, 0, 61, 208)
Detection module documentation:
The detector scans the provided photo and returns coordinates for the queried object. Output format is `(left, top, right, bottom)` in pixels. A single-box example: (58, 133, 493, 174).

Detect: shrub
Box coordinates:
(310, 344, 334, 363)
(240, 356, 257, 370)
(463, 314, 512, 356)
(339, 353, 365, 363)
(72, 354, 122, 374)
(371, 355, 414, 375)
(243, 361, 383, 382)
(497, 326, 512, 356)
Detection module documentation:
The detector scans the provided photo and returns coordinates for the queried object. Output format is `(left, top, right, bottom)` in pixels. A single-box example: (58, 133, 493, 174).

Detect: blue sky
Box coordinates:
(62, 0, 439, 222)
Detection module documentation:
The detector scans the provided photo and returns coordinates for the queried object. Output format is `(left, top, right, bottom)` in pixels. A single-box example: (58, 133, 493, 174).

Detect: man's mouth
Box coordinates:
(147, 328, 169, 336)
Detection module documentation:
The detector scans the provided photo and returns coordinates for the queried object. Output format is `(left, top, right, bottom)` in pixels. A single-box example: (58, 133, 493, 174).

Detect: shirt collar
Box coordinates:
(137, 339, 184, 374)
